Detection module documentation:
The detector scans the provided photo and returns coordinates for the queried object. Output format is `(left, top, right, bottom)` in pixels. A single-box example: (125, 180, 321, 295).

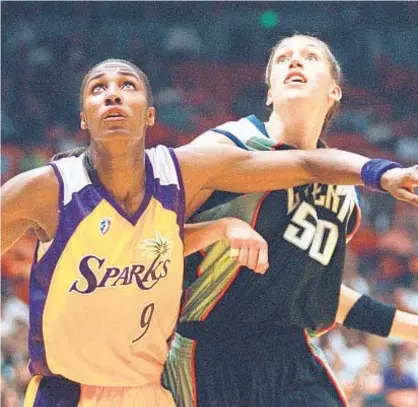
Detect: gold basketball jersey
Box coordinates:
(28, 146, 185, 386)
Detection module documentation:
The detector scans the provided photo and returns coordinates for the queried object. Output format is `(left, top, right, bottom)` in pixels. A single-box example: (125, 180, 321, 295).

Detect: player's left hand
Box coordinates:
(222, 217, 269, 274)
(381, 165, 418, 207)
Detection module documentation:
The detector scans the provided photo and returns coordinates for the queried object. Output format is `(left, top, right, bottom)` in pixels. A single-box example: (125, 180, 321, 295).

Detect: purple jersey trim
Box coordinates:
(85, 155, 155, 226)
(28, 185, 102, 376)
(168, 148, 185, 240)
(153, 179, 185, 240)
(50, 163, 64, 211)
(28, 163, 64, 375)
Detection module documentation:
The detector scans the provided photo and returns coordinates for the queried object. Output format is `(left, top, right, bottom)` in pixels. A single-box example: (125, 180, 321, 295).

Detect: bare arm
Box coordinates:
(389, 311, 418, 343)
(336, 285, 418, 343)
(184, 218, 268, 273)
(175, 143, 418, 212)
(183, 131, 236, 219)
(1, 166, 59, 254)
(184, 219, 228, 257)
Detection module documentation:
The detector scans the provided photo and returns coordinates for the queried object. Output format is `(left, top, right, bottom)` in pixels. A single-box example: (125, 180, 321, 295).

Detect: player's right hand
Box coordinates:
(222, 217, 269, 274)
(381, 165, 418, 207)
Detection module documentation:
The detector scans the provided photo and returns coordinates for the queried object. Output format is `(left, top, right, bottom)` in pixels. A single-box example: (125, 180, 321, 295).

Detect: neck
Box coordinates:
(265, 104, 327, 150)
(89, 137, 146, 213)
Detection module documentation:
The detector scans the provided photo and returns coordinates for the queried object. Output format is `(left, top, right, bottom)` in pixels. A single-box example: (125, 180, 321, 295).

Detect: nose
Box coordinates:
(105, 85, 122, 106)
(289, 58, 303, 69)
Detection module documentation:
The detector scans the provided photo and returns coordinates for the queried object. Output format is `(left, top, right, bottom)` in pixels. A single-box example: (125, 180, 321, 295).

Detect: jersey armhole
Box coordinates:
(211, 129, 249, 150)
(346, 202, 361, 243)
(34, 163, 65, 264)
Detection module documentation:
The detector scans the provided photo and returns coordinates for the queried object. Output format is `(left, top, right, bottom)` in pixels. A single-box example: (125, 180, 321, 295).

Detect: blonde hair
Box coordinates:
(265, 34, 343, 135)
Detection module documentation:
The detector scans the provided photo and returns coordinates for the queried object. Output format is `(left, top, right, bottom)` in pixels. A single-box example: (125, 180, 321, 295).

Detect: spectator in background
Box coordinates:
(343, 249, 371, 295)
(353, 359, 385, 403)
(340, 331, 371, 386)
(383, 344, 418, 407)
(162, 25, 203, 61)
(383, 344, 417, 391)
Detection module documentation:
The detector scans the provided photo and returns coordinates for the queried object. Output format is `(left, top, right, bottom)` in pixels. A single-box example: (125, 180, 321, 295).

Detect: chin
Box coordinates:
(94, 131, 136, 144)
(284, 89, 311, 98)
(103, 127, 133, 137)
(278, 91, 318, 105)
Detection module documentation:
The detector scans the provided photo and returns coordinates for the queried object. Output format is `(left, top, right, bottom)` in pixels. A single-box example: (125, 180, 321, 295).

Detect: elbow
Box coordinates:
(300, 154, 321, 184)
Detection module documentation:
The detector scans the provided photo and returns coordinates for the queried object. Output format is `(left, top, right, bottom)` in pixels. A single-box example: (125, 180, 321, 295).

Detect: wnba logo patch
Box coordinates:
(99, 218, 112, 235)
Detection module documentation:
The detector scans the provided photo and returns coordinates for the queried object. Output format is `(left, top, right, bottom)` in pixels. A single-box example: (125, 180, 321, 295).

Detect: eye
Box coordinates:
(122, 81, 136, 90)
(306, 53, 319, 61)
(276, 55, 288, 64)
(91, 83, 105, 93)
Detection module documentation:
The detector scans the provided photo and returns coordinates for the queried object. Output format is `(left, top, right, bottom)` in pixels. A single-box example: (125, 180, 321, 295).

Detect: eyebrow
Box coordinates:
(87, 70, 140, 84)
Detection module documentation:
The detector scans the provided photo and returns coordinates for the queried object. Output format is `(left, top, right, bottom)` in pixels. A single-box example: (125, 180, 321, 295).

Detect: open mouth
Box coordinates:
(104, 115, 125, 120)
(284, 72, 307, 84)
(104, 110, 126, 121)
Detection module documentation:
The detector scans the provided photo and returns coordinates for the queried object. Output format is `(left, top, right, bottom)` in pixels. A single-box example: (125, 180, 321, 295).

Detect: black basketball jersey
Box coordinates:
(181, 115, 360, 332)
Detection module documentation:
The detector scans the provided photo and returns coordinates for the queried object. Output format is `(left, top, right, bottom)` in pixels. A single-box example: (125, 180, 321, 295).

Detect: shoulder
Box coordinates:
(189, 117, 256, 147)
(1, 165, 59, 231)
(190, 115, 267, 149)
(172, 142, 251, 199)
(2, 165, 58, 197)
(188, 129, 237, 147)
(146, 145, 184, 188)
(174, 142, 247, 166)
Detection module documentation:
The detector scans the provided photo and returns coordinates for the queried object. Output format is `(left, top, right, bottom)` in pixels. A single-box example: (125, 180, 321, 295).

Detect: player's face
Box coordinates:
(267, 37, 341, 110)
(80, 62, 155, 141)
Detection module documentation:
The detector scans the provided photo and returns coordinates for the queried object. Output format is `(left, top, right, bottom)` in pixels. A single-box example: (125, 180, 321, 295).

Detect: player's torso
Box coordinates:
(181, 116, 359, 331)
(29, 147, 185, 386)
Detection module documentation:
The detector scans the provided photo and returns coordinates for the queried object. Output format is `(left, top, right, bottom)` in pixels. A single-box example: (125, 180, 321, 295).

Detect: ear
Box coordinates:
(80, 112, 88, 130)
(329, 83, 342, 104)
(265, 89, 273, 107)
(146, 107, 156, 127)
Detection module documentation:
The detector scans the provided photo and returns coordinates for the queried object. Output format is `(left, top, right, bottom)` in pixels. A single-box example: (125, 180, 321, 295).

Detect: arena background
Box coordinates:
(1, 2, 418, 406)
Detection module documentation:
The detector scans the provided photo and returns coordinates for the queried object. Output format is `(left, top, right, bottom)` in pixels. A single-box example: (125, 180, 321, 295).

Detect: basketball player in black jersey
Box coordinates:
(163, 35, 418, 407)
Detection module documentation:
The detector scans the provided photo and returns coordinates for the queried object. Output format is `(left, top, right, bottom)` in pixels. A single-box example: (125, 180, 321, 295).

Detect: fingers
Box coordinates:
(247, 247, 259, 272)
(255, 243, 269, 274)
(403, 166, 418, 187)
(392, 187, 418, 207)
(224, 218, 269, 274)
(237, 246, 249, 268)
(229, 242, 269, 274)
(230, 248, 240, 260)
(409, 165, 418, 183)
(382, 166, 418, 195)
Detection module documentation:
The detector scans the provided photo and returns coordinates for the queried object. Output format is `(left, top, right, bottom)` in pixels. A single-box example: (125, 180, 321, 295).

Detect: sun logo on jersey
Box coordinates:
(139, 231, 173, 260)
(99, 218, 112, 235)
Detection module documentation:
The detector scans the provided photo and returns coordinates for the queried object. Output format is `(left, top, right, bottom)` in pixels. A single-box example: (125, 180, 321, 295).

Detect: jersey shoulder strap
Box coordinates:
(49, 155, 91, 206)
(146, 145, 182, 189)
(211, 115, 276, 151)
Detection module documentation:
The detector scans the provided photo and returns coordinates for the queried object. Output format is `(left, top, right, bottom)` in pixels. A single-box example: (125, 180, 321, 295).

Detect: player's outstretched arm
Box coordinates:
(175, 144, 418, 212)
(336, 285, 418, 343)
(1, 167, 59, 254)
(184, 218, 268, 274)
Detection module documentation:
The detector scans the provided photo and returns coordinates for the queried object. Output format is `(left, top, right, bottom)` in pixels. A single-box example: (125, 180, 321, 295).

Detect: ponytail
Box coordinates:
(50, 146, 89, 162)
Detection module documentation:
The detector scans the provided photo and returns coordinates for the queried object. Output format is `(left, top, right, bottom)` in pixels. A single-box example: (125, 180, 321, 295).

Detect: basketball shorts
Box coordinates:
(24, 375, 176, 407)
(163, 324, 348, 407)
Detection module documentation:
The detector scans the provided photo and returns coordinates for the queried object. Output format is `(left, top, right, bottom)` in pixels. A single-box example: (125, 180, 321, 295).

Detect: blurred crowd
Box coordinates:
(1, 2, 417, 406)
